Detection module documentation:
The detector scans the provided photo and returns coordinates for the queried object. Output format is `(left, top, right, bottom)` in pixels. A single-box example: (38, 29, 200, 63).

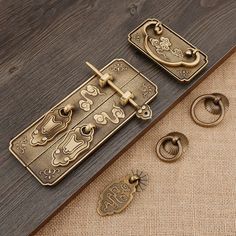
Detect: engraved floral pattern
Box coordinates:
(110, 63, 128, 72)
(159, 37, 171, 50)
(142, 83, 153, 98)
(171, 48, 184, 58)
(15, 136, 27, 154)
(39, 168, 60, 180)
(149, 36, 183, 59)
(134, 33, 141, 43)
(178, 69, 191, 79)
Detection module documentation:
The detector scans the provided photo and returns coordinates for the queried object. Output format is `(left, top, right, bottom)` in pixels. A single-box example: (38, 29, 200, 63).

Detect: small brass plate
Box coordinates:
(128, 18, 208, 82)
(9, 59, 158, 186)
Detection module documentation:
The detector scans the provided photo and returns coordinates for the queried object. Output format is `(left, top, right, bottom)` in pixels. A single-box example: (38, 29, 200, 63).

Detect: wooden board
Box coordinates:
(0, 0, 235, 235)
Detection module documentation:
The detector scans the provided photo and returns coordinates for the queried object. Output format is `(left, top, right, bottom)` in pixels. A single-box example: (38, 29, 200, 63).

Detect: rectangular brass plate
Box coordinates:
(9, 59, 158, 186)
(128, 18, 208, 82)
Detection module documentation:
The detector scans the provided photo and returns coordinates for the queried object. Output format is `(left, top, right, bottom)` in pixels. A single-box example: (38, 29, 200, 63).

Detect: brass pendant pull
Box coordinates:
(52, 123, 96, 166)
(97, 170, 148, 216)
(190, 93, 229, 127)
(156, 132, 189, 162)
(86, 62, 153, 120)
(30, 105, 74, 146)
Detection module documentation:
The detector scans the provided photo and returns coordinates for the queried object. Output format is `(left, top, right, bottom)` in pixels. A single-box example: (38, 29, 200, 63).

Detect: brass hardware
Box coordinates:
(128, 18, 208, 82)
(9, 59, 158, 186)
(97, 170, 148, 216)
(52, 123, 96, 167)
(156, 132, 189, 162)
(191, 93, 229, 127)
(86, 62, 153, 120)
(63, 104, 74, 114)
(30, 107, 73, 146)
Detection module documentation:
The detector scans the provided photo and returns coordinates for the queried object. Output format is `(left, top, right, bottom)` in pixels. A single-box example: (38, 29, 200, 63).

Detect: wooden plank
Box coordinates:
(0, 0, 235, 235)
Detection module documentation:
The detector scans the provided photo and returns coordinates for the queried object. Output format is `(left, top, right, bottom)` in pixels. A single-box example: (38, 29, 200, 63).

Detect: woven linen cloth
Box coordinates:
(36, 53, 236, 236)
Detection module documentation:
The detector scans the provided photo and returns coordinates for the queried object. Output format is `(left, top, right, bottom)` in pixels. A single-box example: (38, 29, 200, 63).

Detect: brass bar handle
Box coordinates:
(143, 20, 201, 68)
(86, 62, 153, 120)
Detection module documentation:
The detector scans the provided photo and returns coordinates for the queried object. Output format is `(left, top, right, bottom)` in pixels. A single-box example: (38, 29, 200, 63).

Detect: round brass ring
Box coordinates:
(191, 94, 226, 127)
(156, 135, 183, 162)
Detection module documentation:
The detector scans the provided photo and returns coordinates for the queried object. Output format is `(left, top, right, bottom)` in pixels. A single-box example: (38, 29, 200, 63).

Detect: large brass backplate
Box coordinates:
(128, 18, 208, 82)
(9, 59, 158, 186)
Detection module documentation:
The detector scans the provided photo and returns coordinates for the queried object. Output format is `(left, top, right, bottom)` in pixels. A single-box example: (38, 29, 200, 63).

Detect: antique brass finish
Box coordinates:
(51, 123, 96, 167)
(128, 18, 208, 82)
(191, 93, 229, 127)
(9, 59, 158, 186)
(86, 62, 153, 120)
(30, 107, 73, 146)
(156, 132, 189, 162)
(97, 170, 148, 216)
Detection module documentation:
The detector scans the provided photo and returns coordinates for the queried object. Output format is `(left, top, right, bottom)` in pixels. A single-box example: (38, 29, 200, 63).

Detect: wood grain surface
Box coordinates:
(0, 0, 235, 235)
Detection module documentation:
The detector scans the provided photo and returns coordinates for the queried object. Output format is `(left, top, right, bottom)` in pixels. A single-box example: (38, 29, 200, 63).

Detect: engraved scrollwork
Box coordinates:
(15, 136, 28, 154)
(94, 104, 125, 125)
(39, 168, 60, 180)
(79, 85, 104, 112)
(97, 176, 137, 216)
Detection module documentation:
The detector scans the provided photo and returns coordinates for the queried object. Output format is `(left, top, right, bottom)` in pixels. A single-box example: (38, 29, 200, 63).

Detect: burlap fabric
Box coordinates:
(36, 53, 236, 236)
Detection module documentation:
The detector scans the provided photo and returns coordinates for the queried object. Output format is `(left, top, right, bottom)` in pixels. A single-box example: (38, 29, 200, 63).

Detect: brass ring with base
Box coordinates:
(190, 93, 229, 127)
(156, 132, 189, 162)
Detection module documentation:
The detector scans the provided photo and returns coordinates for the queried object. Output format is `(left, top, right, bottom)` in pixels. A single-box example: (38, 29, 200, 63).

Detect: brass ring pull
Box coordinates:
(190, 93, 229, 127)
(143, 20, 201, 68)
(156, 132, 189, 162)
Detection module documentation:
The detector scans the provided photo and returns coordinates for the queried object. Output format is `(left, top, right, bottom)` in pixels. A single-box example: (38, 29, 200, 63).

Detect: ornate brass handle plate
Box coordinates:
(9, 59, 158, 186)
(128, 18, 208, 82)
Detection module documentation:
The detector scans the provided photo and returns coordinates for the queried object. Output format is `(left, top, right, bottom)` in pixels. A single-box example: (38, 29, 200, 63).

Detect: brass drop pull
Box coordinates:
(156, 132, 189, 162)
(86, 62, 153, 120)
(97, 170, 148, 216)
(190, 93, 229, 127)
(30, 105, 74, 146)
(52, 123, 96, 166)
